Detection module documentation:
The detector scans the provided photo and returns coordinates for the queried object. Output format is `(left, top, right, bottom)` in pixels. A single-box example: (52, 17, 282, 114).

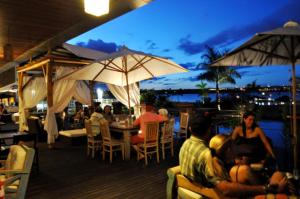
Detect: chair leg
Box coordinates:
(87, 144, 89, 156)
(102, 147, 105, 160)
(156, 146, 160, 163)
(144, 148, 148, 166)
(121, 145, 125, 160)
(92, 143, 95, 158)
(162, 143, 165, 160)
(171, 142, 174, 157)
(110, 145, 113, 163)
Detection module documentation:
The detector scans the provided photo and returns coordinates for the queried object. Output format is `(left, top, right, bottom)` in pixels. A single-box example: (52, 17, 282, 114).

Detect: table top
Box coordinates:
(0, 132, 25, 139)
(110, 122, 139, 130)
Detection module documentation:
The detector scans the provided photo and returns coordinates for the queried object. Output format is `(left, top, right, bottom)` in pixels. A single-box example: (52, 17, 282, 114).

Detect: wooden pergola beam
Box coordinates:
(17, 58, 51, 73)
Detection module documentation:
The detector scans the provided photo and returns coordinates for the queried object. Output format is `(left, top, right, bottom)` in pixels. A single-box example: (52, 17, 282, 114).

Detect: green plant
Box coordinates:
(140, 90, 156, 105)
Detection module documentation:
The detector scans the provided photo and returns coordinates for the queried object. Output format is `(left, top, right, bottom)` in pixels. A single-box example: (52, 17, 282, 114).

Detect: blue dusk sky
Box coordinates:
(68, 0, 300, 90)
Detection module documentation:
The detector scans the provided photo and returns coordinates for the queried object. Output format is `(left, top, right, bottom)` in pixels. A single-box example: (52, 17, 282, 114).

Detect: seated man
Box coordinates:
(131, 103, 165, 145)
(179, 114, 287, 198)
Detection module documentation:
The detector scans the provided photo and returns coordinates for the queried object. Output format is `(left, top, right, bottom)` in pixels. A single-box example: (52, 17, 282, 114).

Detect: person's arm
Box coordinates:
(133, 116, 141, 126)
(216, 180, 265, 197)
(257, 127, 276, 159)
(231, 126, 240, 140)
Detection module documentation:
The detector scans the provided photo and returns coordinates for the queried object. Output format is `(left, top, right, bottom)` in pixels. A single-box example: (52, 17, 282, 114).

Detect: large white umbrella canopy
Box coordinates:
(61, 46, 188, 113)
(212, 21, 300, 175)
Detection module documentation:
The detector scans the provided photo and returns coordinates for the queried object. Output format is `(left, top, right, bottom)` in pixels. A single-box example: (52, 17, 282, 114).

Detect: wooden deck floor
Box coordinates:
(26, 140, 179, 199)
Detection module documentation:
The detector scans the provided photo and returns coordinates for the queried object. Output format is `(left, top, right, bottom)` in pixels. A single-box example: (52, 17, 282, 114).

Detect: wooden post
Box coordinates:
(46, 62, 53, 148)
(46, 62, 53, 108)
(18, 72, 24, 101)
(292, 62, 298, 176)
(89, 81, 95, 113)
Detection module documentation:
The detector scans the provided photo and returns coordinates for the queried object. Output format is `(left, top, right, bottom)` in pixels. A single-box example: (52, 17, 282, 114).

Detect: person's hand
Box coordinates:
(270, 175, 288, 193)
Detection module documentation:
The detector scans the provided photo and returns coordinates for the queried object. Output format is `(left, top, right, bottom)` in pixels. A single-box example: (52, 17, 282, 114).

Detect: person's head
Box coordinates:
(189, 113, 212, 140)
(141, 103, 154, 113)
(95, 107, 103, 114)
(104, 105, 112, 114)
(242, 111, 257, 131)
(158, 108, 168, 119)
(209, 134, 231, 158)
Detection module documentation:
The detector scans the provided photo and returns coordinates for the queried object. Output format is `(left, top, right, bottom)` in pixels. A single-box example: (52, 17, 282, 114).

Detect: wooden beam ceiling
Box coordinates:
(0, 0, 151, 68)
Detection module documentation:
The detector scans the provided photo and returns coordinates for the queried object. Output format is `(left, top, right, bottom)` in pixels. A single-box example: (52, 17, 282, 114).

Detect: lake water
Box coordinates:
(168, 91, 298, 103)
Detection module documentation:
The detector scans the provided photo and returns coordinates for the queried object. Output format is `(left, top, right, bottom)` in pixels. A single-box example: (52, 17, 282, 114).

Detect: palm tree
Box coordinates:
(197, 46, 241, 110)
(196, 81, 208, 104)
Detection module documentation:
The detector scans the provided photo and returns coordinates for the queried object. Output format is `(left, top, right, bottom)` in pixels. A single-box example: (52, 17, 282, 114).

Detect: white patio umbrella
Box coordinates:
(60, 46, 188, 114)
(211, 21, 300, 175)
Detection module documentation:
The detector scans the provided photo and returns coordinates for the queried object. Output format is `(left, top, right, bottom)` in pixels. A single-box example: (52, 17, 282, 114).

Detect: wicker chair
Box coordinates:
(0, 144, 35, 199)
(99, 119, 124, 163)
(161, 118, 175, 160)
(178, 112, 189, 139)
(136, 121, 160, 165)
(84, 119, 102, 158)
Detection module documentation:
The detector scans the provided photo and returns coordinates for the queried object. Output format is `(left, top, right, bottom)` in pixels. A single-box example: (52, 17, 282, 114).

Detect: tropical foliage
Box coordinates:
(197, 46, 241, 110)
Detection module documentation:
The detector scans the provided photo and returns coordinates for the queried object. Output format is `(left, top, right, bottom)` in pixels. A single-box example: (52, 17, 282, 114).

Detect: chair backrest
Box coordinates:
(179, 112, 189, 130)
(3, 144, 35, 199)
(144, 121, 159, 143)
(99, 119, 111, 142)
(84, 119, 93, 138)
(162, 118, 175, 139)
(27, 117, 42, 143)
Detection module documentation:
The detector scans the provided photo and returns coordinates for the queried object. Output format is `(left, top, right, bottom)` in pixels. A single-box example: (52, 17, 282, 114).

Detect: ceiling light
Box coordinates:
(84, 0, 109, 17)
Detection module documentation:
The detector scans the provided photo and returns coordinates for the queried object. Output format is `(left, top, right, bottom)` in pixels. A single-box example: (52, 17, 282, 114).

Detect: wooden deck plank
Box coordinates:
(26, 141, 179, 199)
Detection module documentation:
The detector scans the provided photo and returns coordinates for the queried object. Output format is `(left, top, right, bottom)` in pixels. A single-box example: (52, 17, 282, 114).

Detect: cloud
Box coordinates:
(145, 40, 158, 50)
(180, 62, 198, 71)
(177, 76, 199, 82)
(177, 0, 300, 55)
(76, 39, 119, 53)
(162, 49, 171, 52)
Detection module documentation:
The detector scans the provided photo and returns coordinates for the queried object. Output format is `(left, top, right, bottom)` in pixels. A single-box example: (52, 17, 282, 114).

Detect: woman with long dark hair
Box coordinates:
(231, 111, 276, 164)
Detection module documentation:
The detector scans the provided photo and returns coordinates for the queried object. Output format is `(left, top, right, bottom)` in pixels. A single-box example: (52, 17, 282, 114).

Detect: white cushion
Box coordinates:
(59, 129, 87, 137)
(178, 187, 204, 199)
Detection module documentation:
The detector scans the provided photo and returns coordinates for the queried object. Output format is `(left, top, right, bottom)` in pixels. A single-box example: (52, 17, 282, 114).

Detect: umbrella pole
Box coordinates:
(292, 62, 298, 178)
(125, 73, 131, 116)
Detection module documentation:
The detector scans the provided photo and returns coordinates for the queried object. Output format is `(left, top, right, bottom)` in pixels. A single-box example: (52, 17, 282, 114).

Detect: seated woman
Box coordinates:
(103, 105, 114, 123)
(209, 134, 291, 195)
(231, 111, 276, 165)
(158, 108, 169, 121)
(89, 107, 104, 139)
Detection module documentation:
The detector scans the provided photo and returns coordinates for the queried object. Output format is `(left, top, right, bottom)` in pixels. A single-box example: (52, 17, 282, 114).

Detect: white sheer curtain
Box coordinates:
(19, 77, 47, 132)
(107, 83, 141, 117)
(44, 67, 91, 144)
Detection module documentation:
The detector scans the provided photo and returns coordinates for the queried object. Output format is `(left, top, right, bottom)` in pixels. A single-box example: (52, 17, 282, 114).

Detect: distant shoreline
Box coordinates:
(141, 85, 292, 95)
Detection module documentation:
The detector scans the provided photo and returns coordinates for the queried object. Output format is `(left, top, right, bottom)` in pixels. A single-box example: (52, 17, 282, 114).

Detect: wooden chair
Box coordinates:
(84, 119, 102, 158)
(99, 119, 124, 163)
(136, 121, 160, 165)
(13, 117, 40, 172)
(167, 166, 225, 199)
(178, 112, 189, 139)
(0, 144, 35, 199)
(161, 118, 175, 160)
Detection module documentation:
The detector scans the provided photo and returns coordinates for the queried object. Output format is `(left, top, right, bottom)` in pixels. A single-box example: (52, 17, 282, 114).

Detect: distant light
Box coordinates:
(84, 0, 109, 16)
(97, 88, 103, 101)
(262, 92, 265, 95)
